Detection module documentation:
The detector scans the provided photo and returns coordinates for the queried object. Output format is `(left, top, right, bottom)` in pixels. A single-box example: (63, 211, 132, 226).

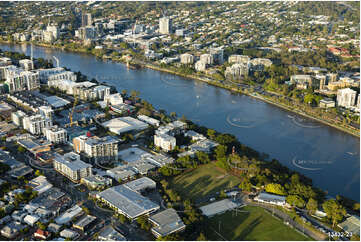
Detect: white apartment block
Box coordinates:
(228, 55, 250, 64)
(48, 71, 77, 82)
(195, 61, 207, 72)
(11, 110, 27, 127)
(104, 93, 123, 106)
(200, 54, 214, 65)
(180, 53, 194, 64)
(337, 88, 357, 108)
(38, 67, 65, 83)
(23, 114, 53, 135)
(0, 57, 12, 67)
(38, 106, 53, 120)
(5, 68, 40, 92)
(210, 47, 224, 64)
(154, 134, 176, 152)
(53, 152, 92, 183)
(73, 135, 118, 164)
(19, 59, 34, 71)
(225, 63, 250, 79)
(44, 126, 67, 144)
(159, 17, 172, 34)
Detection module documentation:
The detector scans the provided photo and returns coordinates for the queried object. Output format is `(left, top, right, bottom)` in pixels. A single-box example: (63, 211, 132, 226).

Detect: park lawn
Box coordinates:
(205, 206, 313, 241)
(169, 163, 240, 201)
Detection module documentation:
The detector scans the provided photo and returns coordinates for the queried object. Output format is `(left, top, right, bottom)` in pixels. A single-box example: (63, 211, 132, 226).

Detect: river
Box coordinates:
(1, 43, 359, 201)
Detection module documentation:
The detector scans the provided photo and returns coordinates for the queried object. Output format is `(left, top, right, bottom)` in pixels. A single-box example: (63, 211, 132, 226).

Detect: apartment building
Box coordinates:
(44, 125, 67, 144)
(5, 68, 40, 92)
(225, 63, 249, 79)
(11, 110, 27, 127)
(19, 59, 34, 71)
(53, 152, 92, 183)
(23, 115, 53, 135)
(159, 17, 172, 34)
(228, 55, 250, 64)
(73, 135, 118, 164)
(337, 88, 357, 108)
(180, 53, 194, 64)
(154, 134, 176, 152)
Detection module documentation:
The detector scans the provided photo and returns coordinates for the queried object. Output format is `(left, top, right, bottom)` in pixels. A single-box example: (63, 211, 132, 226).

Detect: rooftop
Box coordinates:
(200, 199, 240, 217)
(97, 185, 160, 219)
(102, 117, 149, 134)
(149, 208, 185, 237)
(123, 177, 156, 193)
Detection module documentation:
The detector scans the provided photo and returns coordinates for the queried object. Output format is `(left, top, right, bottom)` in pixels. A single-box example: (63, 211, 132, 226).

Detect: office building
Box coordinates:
(104, 93, 123, 106)
(159, 17, 172, 34)
(337, 88, 357, 108)
(53, 152, 92, 183)
(44, 125, 67, 144)
(123, 177, 156, 193)
(98, 226, 126, 241)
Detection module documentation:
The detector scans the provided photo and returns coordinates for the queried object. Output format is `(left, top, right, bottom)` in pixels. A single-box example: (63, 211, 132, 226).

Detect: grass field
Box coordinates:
(205, 206, 313, 241)
(169, 163, 240, 202)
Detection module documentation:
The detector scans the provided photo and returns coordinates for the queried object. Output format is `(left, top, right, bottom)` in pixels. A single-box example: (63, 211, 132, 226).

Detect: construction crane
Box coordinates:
(53, 56, 59, 68)
(69, 96, 78, 127)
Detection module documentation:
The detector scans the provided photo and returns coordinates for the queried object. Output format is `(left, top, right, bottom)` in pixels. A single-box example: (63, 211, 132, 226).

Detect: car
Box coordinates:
(209, 197, 215, 202)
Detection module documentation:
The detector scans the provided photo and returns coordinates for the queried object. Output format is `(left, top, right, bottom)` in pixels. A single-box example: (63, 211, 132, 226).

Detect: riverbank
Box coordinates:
(1, 40, 359, 137)
(140, 62, 360, 138)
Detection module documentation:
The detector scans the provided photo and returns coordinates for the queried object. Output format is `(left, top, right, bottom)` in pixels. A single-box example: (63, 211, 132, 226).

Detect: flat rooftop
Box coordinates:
(123, 177, 156, 193)
(102, 117, 149, 134)
(149, 208, 185, 237)
(97, 185, 159, 219)
(200, 199, 239, 217)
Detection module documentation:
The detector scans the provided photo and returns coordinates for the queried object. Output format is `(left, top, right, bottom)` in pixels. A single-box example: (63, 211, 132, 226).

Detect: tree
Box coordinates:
(82, 206, 90, 215)
(306, 198, 318, 214)
(214, 145, 227, 160)
(136, 215, 151, 231)
(239, 179, 253, 192)
(35, 170, 42, 177)
(207, 129, 216, 139)
(265, 183, 287, 195)
(322, 199, 347, 227)
(197, 232, 206, 241)
(286, 195, 305, 208)
(196, 151, 210, 164)
(17, 146, 25, 153)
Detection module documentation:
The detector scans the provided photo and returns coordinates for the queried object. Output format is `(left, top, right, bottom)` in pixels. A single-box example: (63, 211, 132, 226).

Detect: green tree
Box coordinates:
(239, 179, 253, 192)
(207, 129, 216, 139)
(322, 199, 347, 227)
(306, 198, 318, 214)
(197, 232, 206, 241)
(265, 183, 287, 195)
(17, 146, 25, 153)
(286, 195, 305, 208)
(196, 151, 210, 164)
(214, 145, 227, 160)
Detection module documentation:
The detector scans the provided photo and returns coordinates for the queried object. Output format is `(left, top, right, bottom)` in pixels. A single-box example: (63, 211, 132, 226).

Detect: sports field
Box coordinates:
(169, 163, 240, 201)
(204, 206, 313, 241)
